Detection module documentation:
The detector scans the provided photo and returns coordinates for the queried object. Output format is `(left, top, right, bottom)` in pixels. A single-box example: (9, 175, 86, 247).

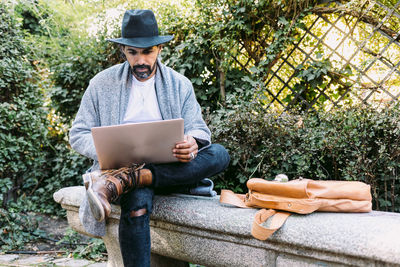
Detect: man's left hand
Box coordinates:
(173, 135, 198, 163)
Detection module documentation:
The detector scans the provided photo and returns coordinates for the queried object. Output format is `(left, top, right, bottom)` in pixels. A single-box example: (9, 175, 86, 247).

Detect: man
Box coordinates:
(69, 9, 230, 267)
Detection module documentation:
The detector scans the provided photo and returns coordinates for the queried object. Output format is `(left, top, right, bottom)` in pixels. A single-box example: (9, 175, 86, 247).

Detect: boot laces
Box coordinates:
(106, 182, 119, 202)
(129, 163, 145, 187)
(101, 163, 146, 197)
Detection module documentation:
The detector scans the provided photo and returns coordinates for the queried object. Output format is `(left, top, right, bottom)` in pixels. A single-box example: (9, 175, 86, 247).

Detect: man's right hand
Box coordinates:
(173, 135, 198, 163)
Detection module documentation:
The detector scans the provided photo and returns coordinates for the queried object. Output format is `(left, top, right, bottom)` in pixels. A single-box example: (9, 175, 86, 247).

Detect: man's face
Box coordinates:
(122, 45, 161, 81)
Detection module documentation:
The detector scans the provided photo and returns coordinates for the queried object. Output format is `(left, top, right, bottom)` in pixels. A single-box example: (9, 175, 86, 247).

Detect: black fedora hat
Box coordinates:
(108, 9, 173, 48)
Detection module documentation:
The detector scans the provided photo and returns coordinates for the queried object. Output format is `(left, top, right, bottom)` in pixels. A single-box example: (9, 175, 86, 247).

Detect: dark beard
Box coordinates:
(132, 63, 156, 80)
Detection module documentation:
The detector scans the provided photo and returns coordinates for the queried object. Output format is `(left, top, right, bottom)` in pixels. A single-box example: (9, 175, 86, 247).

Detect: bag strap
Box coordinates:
(220, 190, 292, 240)
(251, 209, 291, 240)
(219, 189, 249, 208)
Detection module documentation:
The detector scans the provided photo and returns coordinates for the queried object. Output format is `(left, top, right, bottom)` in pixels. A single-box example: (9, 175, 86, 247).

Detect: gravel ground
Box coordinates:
(0, 213, 107, 267)
(0, 253, 106, 267)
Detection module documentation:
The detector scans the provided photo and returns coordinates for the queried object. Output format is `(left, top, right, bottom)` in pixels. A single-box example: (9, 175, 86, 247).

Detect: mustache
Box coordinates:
(132, 64, 151, 72)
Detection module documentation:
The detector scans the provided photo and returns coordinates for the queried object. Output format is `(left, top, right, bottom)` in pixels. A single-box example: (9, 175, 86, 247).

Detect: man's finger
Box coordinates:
(174, 150, 197, 161)
(175, 142, 191, 149)
(174, 154, 191, 162)
(174, 141, 197, 150)
(173, 148, 194, 155)
(173, 153, 192, 159)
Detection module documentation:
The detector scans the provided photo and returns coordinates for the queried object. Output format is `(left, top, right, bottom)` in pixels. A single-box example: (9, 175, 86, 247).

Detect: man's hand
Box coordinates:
(173, 135, 198, 163)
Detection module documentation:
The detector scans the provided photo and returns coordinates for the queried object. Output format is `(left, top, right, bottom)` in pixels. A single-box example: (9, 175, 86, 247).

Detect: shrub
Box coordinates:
(211, 103, 400, 212)
(0, 197, 45, 250)
(0, 2, 50, 207)
(49, 34, 121, 123)
(0, 2, 91, 250)
(32, 142, 90, 215)
(0, 2, 53, 250)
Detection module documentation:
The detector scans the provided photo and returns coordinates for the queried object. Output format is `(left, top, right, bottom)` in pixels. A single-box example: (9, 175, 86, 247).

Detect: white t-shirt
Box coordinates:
(123, 75, 162, 123)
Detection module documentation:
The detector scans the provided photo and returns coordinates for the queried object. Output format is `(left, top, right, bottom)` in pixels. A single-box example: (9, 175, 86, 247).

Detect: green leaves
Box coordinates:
(0, 1, 92, 251)
(0, 197, 40, 250)
(278, 17, 289, 27)
(212, 103, 400, 212)
(57, 228, 107, 261)
(0, 3, 50, 209)
(49, 36, 120, 122)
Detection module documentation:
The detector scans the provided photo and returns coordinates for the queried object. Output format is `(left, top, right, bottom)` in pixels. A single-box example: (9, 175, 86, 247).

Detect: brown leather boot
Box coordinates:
(83, 164, 152, 222)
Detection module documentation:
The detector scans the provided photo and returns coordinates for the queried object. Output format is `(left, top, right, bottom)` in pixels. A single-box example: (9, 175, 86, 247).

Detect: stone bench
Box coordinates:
(53, 186, 400, 267)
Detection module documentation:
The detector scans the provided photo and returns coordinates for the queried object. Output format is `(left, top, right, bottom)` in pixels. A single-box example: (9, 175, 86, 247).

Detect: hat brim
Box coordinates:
(107, 35, 174, 48)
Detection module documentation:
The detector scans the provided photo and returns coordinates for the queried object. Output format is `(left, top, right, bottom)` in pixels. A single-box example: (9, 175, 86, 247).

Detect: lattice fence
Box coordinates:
(260, 0, 400, 112)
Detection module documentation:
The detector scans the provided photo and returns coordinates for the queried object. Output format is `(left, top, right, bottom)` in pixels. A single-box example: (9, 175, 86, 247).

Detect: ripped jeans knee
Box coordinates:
(119, 187, 153, 232)
(130, 208, 147, 217)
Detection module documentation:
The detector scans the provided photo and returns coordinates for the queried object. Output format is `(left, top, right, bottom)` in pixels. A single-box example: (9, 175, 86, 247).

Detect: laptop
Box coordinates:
(91, 118, 184, 170)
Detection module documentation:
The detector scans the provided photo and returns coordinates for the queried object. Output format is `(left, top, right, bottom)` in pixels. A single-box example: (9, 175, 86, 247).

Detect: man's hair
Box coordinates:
(119, 44, 163, 61)
(119, 44, 127, 61)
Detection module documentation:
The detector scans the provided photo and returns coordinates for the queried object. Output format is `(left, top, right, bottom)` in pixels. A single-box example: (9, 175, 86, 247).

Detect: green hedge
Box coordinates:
(0, 2, 91, 250)
(49, 35, 120, 123)
(0, 2, 49, 204)
(211, 104, 400, 212)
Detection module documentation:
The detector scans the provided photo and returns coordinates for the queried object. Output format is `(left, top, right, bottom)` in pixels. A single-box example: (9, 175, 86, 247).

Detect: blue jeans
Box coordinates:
(118, 144, 230, 267)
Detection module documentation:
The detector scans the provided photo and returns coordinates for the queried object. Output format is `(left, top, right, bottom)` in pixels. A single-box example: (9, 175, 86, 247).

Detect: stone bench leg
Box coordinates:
(102, 217, 188, 267)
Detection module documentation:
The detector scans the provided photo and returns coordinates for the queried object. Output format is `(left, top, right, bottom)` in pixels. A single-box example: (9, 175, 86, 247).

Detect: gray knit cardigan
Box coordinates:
(69, 59, 211, 236)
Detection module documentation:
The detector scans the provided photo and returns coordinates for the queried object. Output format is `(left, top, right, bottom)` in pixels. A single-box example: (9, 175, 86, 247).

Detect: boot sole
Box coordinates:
(83, 173, 105, 222)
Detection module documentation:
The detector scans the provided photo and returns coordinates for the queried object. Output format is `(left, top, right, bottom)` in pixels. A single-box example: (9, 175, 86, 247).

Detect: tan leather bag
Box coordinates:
(220, 178, 372, 240)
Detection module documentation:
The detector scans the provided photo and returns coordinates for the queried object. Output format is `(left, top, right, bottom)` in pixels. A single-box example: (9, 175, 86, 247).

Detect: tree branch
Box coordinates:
(311, 6, 399, 40)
